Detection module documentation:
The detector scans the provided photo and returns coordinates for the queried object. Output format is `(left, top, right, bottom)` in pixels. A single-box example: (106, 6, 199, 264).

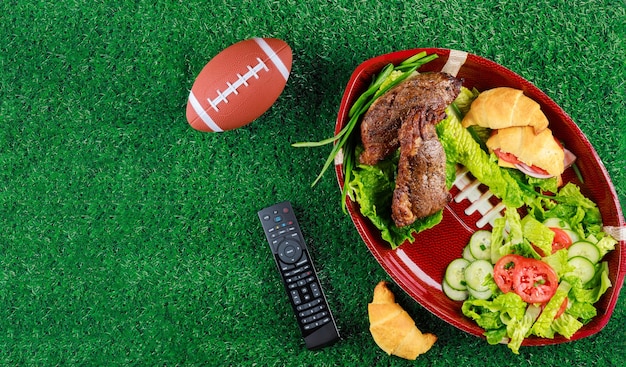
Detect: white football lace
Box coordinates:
(208, 57, 269, 112)
(452, 165, 505, 228)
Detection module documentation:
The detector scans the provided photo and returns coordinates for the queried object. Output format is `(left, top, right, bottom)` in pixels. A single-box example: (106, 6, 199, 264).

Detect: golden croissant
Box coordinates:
(368, 281, 437, 360)
(461, 87, 549, 134)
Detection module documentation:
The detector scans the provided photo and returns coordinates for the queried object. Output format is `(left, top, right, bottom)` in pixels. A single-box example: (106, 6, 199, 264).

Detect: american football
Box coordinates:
(186, 37, 292, 132)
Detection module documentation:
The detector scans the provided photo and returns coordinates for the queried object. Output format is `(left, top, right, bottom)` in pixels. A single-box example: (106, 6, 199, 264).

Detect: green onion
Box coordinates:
(291, 52, 440, 208)
(572, 162, 584, 183)
(348, 63, 394, 118)
(399, 51, 428, 65)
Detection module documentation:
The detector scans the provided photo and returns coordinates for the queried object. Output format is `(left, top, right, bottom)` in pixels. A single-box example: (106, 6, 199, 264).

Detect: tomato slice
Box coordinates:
(494, 255, 560, 304)
(555, 297, 568, 319)
(493, 148, 551, 176)
(493, 148, 522, 165)
(493, 254, 525, 293)
(512, 258, 559, 304)
(532, 227, 573, 257)
(549, 227, 573, 253)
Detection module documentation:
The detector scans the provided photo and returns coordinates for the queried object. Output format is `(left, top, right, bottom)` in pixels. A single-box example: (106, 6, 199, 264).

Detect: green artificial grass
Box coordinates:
(1, 0, 625, 365)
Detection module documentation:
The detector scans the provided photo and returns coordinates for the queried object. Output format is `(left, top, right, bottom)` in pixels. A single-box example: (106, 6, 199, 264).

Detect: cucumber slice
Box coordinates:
(468, 286, 493, 300)
(443, 280, 469, 301)
(464, 259, 493, 292)
(543, 217, 570, 229)
(468, 230, 492, 261)
(562, 229, 580, 243)
(566, 256, 596, 284)
(444, 258, 470, 291)
(462, 245, 476, 261)
(568, 241, 601, 263)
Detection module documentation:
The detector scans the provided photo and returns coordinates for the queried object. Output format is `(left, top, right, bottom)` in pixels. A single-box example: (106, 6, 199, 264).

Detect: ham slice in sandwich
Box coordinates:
(487, 126, 564, 176)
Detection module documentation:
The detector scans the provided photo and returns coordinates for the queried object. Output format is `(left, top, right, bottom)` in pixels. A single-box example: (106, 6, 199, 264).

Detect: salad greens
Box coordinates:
(347, 147, 443, 247)
(462, 202, 615, 353)
(459, 129, 617, 353)
(295, 53, 619, 352)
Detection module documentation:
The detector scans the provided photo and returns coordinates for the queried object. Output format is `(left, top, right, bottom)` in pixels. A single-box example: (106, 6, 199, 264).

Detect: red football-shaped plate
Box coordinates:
(186, 38, 292, 132)
(334, 48, 626, 346)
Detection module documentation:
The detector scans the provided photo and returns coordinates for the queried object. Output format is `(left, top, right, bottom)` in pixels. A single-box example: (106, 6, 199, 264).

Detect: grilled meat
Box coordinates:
(391, 107, 451, 227)
(359, 72, 462, 165)
(359, 72, 462, 227)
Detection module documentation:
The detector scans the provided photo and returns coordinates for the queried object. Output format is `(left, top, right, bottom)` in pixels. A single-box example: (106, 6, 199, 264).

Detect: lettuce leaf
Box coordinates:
(460, 270, 542, 354)
(506, 305, 541, 354)
(528, 182, 604, 239)
(436, 105, 527, 208)
(542, 249, 575, 278)
(490, 206, 524, 263)
(506, 168, 560, 194)
(484, 327, 508, 345)
(566, 300, 597, 322)
(462, 292, 527, 332)
(551, 313, 583, 339)
(568, 261, 612, 305)
(348, 152, 442, 249)
(531, 282, 571, 338)
(521, 215, 554, 257)
(595, 235, 617, 258)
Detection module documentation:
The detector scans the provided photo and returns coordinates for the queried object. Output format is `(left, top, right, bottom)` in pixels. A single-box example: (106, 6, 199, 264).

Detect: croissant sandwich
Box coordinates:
(461, 87, 549, 134)
(461, 87, 575, 180)
(368, 281, 436, 360)
(486, 126, 565, 177)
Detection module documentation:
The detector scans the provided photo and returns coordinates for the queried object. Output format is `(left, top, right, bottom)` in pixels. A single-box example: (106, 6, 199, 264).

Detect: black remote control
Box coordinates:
(258, 201, 340, 350)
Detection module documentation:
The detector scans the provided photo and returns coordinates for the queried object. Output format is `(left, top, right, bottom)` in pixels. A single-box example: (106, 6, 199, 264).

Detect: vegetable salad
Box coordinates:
(296, 53, 618, 353)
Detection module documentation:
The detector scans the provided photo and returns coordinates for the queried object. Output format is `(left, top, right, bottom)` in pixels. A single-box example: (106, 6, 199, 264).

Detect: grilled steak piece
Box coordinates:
(391, 108, 452, 227)
(358, 71, 461, 227)
(359, 72, 462, 165)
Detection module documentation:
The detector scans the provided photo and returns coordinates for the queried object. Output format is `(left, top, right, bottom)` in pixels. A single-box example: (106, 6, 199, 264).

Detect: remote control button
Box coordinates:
(290, 290, 302, 305)
(303, 316, 331, 330)
(299, 304, 325, 318)
(295, 257, 308, 267)
(274, 215, 283, 223)
(283, 264, 310, 277)
(288, 269, 311, 283)
(289, 270, 312, 283)
(310, 283, 321, 298)
(302, 310, 328, 325)
(296, 298, 321, 312)
(277, 239, 302, 264)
